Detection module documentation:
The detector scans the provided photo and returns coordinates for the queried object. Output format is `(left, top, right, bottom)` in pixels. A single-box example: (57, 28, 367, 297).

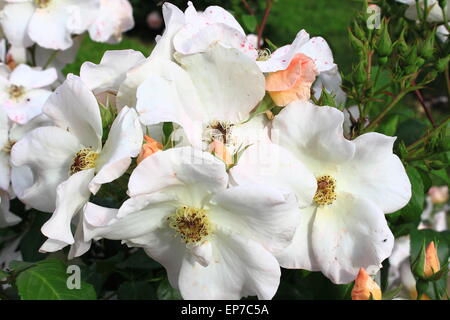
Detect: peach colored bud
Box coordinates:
(137, 135, 163, 164)
(265, 53, 319, 106)
(351, 268, 382, 300)
(208, 140, 233, 166)
(428, 186, 449, 204)
(424, 241, 440, 278)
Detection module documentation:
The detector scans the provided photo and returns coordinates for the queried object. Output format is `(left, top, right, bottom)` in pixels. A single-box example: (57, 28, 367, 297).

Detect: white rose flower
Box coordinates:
(231, 100, 412, 284)
(0, 0, 100, 50)
(134, 44, 269, 163)
(83, 147, 301, 300)
(0, 64, 57, 124)
(88, 0, 134, 44)
(10, 75, 143, 255)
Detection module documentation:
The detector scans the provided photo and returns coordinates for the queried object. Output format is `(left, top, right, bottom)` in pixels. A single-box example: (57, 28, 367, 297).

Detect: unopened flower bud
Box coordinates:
(353, 61, 367, 85)
(419, 31, 435, 60)
(137, 135, 163, 164)
(424, 242, 441, 278)
(351, 268, 382, 300)
(208, 140, 233, 166)
(436, 55, 450, 72)
(348, 28, 365, 55)
(376, 20, 393, 57)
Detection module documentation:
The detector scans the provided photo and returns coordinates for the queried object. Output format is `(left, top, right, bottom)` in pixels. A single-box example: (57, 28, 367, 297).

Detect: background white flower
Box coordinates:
(0, 0, 100, 50)
(0, 64, 57, 124)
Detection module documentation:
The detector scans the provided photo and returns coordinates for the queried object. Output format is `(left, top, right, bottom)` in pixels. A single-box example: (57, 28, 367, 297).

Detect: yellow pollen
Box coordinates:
(70, 148, 98, 175)
(34, 0, 51, 8)
(8, 85, 26, 101)
(313, 175, 337, 206)
(168, 206, 212, 244)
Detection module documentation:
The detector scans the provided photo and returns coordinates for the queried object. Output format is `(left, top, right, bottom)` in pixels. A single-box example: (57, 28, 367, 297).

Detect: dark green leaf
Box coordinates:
(16, 259, 96, 300)
(118, 281, 156, 300)
(157, 278, 182, 300)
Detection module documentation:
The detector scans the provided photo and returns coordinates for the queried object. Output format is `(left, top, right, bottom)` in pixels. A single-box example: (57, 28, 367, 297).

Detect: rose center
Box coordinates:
(70, 148, 98, 175)
(168, 206, 212, 244)
(256, 48, 272, 61)
(204, 120, 233, 145)
(313, 175, 337, 206)
(8, 85, 26, 101)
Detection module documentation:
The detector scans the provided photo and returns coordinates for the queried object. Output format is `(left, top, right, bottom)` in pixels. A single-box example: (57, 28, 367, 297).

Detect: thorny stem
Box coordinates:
(257, 0, 273, 49)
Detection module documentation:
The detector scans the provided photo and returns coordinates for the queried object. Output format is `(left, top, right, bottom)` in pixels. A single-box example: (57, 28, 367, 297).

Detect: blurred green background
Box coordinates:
(64, 0, 360, 75)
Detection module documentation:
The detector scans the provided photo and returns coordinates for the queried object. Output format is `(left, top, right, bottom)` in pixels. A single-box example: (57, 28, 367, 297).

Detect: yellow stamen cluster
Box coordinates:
(34, 0, 51, 8)
(313, 175, 337, 206)
(8, 85, 25, 101)
(70, 148, 98, 175)
(168, 206, 212, 244)
(256, 48, 272, 61)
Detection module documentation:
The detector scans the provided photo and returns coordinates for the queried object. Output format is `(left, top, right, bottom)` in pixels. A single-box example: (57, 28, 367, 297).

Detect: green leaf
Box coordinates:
(16, 259, 96, 300)
(241, 14, 257, 32)
(117, 249, 162, 270)
(0, 269, 8, 280)
(157, 278, 182, 300)
(118, 281, 156, 300)
(398, 166, 425, 222)
(377, 114, 399, 136)
(19, 213, 49, 262)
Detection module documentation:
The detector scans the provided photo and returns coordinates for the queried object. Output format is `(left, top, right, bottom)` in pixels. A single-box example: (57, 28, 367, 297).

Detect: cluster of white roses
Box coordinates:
(1, 2, 413, 300)
(0, 0, 133, 226)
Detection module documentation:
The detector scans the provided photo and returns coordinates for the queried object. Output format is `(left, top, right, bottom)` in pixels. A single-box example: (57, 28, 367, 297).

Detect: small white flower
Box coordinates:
(0, 64, 57, 124)
(0, 0, 100, 50)
(88, 0, 134, 44)
(10, 75, 143, 254)
(83, 147, 301, 299)
(231, 101, 412, 284)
